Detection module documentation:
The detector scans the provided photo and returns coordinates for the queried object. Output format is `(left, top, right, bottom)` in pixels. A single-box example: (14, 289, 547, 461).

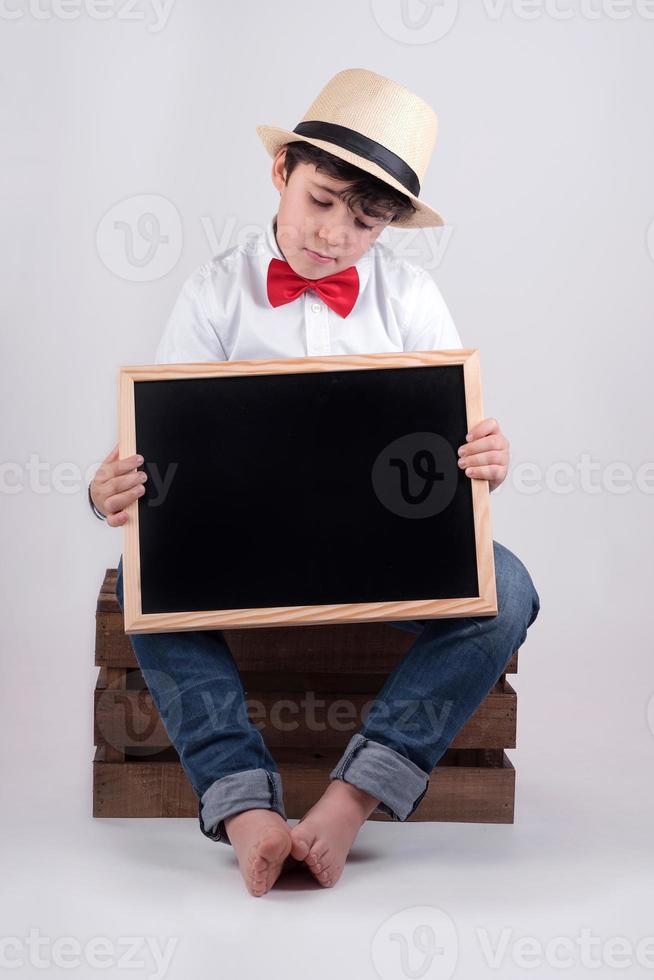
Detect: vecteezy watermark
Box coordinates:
(497, 454, 654, 495)
(201, 214, 454, 272)
(0, 0, 176, 31)
(94, 208, 454, 284)
(475, 926, 654, 970)
(96, 194, 183, 282)
(0, 454, 178, 505)
(370, 906, 459, 980)
(4, 451, 654, 501)
(200, 690, 453, 743)
(0, 929, 178, 978)
(371, 432, 460, 519)
(96, 677, 454, 759)
(370, 0, 460, 44)
(382, 224, 454, 271)
(479, 0, 654, 21)
(369, 911, 654, 977)
(96, 668, 183, 757)
(369, 0, 654, 45)
(4, 451, 654, 502)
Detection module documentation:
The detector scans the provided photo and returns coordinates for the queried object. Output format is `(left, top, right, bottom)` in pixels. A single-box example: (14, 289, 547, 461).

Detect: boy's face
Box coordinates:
(271, 148, 392, 279)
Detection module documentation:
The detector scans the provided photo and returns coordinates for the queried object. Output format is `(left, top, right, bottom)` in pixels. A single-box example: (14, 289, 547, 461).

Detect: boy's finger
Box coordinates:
(115, 452, 145, 475)
(107, 510, 128, 527)
(105, 471, 147, 496)
(106, 484, 146, 514)
(459, 450, 506, 469)
(459, 435, 504, 457)
(464, 464, 502, 480)
(465, 417, 498, 442)
(107, 444, 119, 461)
(96, 452, 142, 486)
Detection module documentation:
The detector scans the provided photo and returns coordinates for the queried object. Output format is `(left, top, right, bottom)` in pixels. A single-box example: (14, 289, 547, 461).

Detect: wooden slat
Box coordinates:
(101, 668, 126, 762)
(93, 745, 515, 823)
(94, 668, 517, 752)
(96, 607, 519, 675)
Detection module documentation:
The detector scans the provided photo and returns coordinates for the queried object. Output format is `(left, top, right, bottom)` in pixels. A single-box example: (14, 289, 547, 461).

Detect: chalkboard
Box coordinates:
(118, 351, 496, 633)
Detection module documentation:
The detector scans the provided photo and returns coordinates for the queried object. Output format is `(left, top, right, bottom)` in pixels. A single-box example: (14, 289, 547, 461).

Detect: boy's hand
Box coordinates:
(457, 417, 509, 493)
(90, 443, 147, 527)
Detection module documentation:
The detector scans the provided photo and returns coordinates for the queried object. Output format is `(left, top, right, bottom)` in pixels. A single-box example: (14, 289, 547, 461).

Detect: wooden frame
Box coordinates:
(118, 349, 497, 633)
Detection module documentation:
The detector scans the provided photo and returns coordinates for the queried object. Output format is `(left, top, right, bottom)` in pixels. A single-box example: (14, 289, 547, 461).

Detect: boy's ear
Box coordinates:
(271, 147, 289, 193)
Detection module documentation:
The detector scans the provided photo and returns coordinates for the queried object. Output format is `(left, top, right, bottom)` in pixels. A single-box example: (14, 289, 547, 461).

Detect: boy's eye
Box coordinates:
(309, 194, 374, 232)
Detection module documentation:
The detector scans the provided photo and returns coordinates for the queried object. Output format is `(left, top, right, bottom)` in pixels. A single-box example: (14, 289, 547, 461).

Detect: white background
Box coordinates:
(1, 1, 653, 978)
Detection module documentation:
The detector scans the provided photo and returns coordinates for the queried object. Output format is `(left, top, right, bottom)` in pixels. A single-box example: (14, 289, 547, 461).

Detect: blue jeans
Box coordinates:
(114, 540, 540, 846)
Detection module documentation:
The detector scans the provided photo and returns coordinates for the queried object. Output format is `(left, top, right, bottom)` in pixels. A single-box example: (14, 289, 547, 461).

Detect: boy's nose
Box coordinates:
(317, 223, 348, 250)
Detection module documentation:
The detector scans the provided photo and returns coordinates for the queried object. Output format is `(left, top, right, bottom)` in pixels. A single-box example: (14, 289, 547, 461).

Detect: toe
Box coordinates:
(307, 863, 333, 888)
(307, 842, 329, 868)
(290, 827, 313, 862)
(321, 863, 342, 888)
(242, 826, 292, 897)
(305, 844, 337, 887)
(248, 869, 268, 895)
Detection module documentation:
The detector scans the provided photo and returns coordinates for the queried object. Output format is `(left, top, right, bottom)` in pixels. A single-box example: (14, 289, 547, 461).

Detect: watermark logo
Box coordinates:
(0, 0, 176, 31)
(0, 929, 178, 978)
(370, 0, 459, 43)
(93, 210, 454, 283)
(96, 194, 182, 282)
(476, 925, 654, 970)
(480, 0, 654, 21)
(0, 454, 179, 504)
(3, 452, 654, 501)
(384, 225, 454, 271)
(499, 454, 654, 496)
(96, 679, 454, 760)
(96, 668, 181, 757)
(371, 906, 458, 979)
(372, 432, 459, 519)
(369, 0, 654, 44)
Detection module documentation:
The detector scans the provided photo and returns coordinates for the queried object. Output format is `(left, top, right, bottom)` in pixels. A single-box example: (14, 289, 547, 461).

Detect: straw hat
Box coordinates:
(256, 68, 445, 229)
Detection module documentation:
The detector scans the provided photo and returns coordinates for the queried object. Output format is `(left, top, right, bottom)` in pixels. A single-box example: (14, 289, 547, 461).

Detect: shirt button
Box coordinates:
(311, 302, 322, 314)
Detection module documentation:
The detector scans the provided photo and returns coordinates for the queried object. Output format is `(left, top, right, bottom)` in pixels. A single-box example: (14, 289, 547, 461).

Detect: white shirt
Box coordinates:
(154, 215, 463, 363)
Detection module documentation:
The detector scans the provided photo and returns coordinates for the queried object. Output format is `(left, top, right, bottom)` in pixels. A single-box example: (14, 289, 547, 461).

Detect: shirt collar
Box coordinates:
(259, 213, 372, 302)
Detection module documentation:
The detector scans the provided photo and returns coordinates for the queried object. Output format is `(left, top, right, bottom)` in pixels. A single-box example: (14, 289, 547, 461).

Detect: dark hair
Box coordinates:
(280, 140, 417, 225)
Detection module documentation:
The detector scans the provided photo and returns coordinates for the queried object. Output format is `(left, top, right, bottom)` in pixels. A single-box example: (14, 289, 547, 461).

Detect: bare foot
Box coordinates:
(224, 808, 293, 897)
(290, 779, 380, 888)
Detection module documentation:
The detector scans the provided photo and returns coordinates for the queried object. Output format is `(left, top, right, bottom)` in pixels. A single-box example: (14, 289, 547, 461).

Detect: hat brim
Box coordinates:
(256, 124, 445, 229)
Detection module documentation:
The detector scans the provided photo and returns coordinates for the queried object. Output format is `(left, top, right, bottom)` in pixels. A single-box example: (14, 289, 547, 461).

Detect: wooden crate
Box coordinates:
(93, 569, 520, 823)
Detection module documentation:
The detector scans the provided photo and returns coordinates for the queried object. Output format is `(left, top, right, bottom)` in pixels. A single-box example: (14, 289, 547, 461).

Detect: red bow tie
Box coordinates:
(266, 257, 360, 318)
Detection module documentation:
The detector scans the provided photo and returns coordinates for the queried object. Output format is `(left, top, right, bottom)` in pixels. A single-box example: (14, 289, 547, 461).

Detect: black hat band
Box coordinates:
(292, 120, 421, 197)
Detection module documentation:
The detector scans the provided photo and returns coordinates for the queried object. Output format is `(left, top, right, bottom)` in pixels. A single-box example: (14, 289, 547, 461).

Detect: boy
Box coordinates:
(89, 69, 541, 897)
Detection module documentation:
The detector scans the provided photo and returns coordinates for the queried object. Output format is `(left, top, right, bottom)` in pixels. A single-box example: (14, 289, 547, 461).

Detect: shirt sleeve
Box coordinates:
(402, 268, 463, 352)
(154, 267, 228, 364)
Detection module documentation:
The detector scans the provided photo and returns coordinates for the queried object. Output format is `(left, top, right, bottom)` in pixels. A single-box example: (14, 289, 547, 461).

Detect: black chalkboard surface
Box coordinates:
(118, 351, 497, 633)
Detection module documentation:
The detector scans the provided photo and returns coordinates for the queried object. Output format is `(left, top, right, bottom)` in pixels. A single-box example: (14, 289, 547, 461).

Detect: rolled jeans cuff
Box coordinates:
(329, 733, 430, 822)
(198, 768, 287, 846)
